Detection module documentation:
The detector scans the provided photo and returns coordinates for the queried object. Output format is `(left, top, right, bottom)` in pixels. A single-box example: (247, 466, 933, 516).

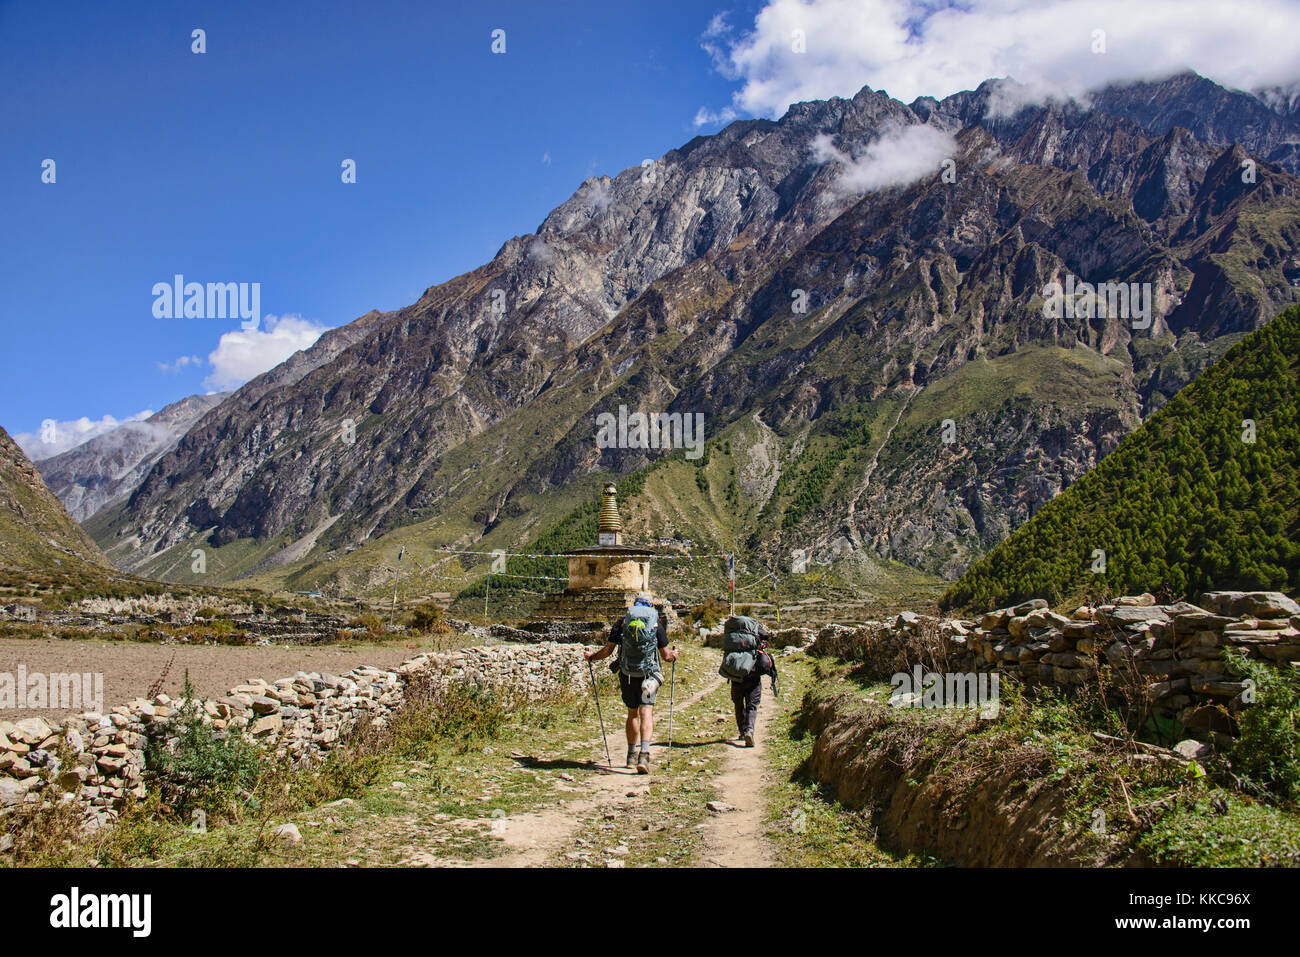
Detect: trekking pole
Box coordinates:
(588, 659, 612, 767)
(667, 656, 676, 769)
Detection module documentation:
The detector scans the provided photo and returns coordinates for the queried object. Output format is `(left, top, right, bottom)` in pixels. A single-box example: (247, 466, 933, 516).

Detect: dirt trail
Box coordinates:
(466, 674, 728, 867)
(362, 651, 791, 869)
(698, 683, 779, 868)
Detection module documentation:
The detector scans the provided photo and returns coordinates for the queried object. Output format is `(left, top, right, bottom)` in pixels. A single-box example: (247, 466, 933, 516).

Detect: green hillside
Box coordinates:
(0, 426, 110, 574)
(943, 305, 1300, 611)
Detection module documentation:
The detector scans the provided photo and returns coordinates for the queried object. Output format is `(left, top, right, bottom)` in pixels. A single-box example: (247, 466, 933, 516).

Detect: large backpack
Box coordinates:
(619, 603, 662, 679)
(721, 615, 765, 652)
(719, 616, 769, 681)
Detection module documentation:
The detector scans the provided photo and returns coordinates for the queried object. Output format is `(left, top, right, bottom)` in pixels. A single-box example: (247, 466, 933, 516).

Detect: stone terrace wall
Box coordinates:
(808, 590, 1300, 740)
(0, 642, 587, 831)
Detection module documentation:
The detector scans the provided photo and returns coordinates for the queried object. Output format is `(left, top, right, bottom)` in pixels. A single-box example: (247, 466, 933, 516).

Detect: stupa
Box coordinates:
(530, 483, 674, 625)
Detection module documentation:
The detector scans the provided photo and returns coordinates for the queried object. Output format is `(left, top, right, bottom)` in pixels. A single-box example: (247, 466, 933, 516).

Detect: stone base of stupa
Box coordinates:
(530, 587, 678, 630)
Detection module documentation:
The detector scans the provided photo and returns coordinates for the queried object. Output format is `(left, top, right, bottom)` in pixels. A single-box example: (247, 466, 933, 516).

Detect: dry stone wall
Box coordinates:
(0, 642, 587, 830)
(808, 590, 1300, 739)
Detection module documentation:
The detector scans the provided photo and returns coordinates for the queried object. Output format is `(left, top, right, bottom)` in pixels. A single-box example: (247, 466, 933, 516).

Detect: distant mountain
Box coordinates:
(0, 426, 111, 573)
(90, 71, 1300, 594)
(943, 304, 1300, 611)
(36, 393, 230, 522)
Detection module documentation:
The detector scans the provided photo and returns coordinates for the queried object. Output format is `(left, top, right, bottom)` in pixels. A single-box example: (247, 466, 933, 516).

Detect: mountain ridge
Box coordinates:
(90, 71, 1300, 596)
(36, 392, 230, 523)
(942, 303, 1300, 610)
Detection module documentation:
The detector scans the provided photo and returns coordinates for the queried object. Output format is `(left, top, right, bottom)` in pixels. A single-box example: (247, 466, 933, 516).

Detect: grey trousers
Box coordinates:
(730, 673, 762, 735)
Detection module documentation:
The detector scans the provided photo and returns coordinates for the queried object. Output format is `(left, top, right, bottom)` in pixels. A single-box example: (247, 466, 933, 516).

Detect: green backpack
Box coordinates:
(619, 603, 662, 679)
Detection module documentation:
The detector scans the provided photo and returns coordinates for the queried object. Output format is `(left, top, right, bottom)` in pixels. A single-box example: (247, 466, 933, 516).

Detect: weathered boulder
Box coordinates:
(1201, 591, 1300, 619)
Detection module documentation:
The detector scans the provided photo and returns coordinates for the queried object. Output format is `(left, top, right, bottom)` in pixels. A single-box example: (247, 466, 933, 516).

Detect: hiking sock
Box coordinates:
(639, 740, 651, 753)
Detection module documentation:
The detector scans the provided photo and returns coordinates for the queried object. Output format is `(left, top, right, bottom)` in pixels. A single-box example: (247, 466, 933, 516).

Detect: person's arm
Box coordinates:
(657, 617, 678, 662)
(586, 641, 617, 662)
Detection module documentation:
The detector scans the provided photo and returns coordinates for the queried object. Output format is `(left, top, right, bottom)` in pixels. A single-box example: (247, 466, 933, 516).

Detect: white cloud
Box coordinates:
(584, 179, 613, 213)
(694, 104, 739, 127)
(204, 314, 328, 391)
(156, 354, 202, 374)
(810, 124, 956, 193)
(15, 410, 154, 460)
(527, 238, 554, 264)
(695, 0, 1300, 124)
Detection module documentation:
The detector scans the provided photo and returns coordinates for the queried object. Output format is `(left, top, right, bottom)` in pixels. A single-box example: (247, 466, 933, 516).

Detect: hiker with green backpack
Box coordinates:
(584, 593, 678, 774)
(718, 615, 778, 747)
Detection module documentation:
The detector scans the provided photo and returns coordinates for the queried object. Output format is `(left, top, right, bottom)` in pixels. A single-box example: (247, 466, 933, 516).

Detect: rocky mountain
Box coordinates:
(942, 303, 1300, 611)
(91, 71, 1300, 593)
(0, 426, 111, 573)
(36, 393, 229, 522)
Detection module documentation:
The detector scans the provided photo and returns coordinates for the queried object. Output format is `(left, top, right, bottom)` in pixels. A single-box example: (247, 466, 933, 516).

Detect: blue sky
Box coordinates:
(5, 0, 1298, 456)
(0, 0, 763, 448)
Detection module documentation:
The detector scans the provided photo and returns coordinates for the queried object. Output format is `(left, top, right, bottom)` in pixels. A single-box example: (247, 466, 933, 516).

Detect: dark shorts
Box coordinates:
(619, 672, 661, 709)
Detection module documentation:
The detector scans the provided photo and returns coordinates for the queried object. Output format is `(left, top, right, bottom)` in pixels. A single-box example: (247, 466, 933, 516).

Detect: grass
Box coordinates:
(764, 654, 934, 867)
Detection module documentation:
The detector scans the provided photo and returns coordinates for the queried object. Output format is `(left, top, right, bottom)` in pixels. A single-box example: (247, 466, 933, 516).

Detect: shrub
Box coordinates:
(687, 598, 729, 630)
(406, 601, 447, 634)
(348, 612, 386, 637)
(1224, 650, 1300, 802)
(144, 673, 262, 824)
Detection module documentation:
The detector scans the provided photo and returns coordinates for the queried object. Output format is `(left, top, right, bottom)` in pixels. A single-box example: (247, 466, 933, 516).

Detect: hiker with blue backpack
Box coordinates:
(718, 615, 778, 747)
(584, 593, 678, 774)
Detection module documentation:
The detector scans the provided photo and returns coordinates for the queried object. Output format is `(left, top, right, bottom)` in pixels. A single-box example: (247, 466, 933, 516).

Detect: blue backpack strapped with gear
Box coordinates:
(620, 602, 662, 679)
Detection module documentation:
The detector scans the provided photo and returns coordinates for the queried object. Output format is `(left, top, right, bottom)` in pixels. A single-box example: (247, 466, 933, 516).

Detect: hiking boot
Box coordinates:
(636, 750, 651, 774)
(743, 732, 755, 748)
(626, 746, 638, 768)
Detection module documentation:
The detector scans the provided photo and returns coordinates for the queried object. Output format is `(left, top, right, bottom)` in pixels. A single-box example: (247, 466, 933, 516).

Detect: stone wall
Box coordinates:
(808, 590, 1300, 739)
(701, 625, 816, 650)
(0, 642, 588, 830)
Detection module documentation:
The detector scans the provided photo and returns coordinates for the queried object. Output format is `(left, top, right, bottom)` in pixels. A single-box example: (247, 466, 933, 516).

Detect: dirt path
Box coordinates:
(285, 650, 788, 869)
(698, 682, 778, 867)
(461, 674, 729, 867)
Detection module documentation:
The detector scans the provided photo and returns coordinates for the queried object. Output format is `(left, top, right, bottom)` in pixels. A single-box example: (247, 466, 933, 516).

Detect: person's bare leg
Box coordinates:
(635, 705, 656, 773)
(624, 708, 640, 767)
